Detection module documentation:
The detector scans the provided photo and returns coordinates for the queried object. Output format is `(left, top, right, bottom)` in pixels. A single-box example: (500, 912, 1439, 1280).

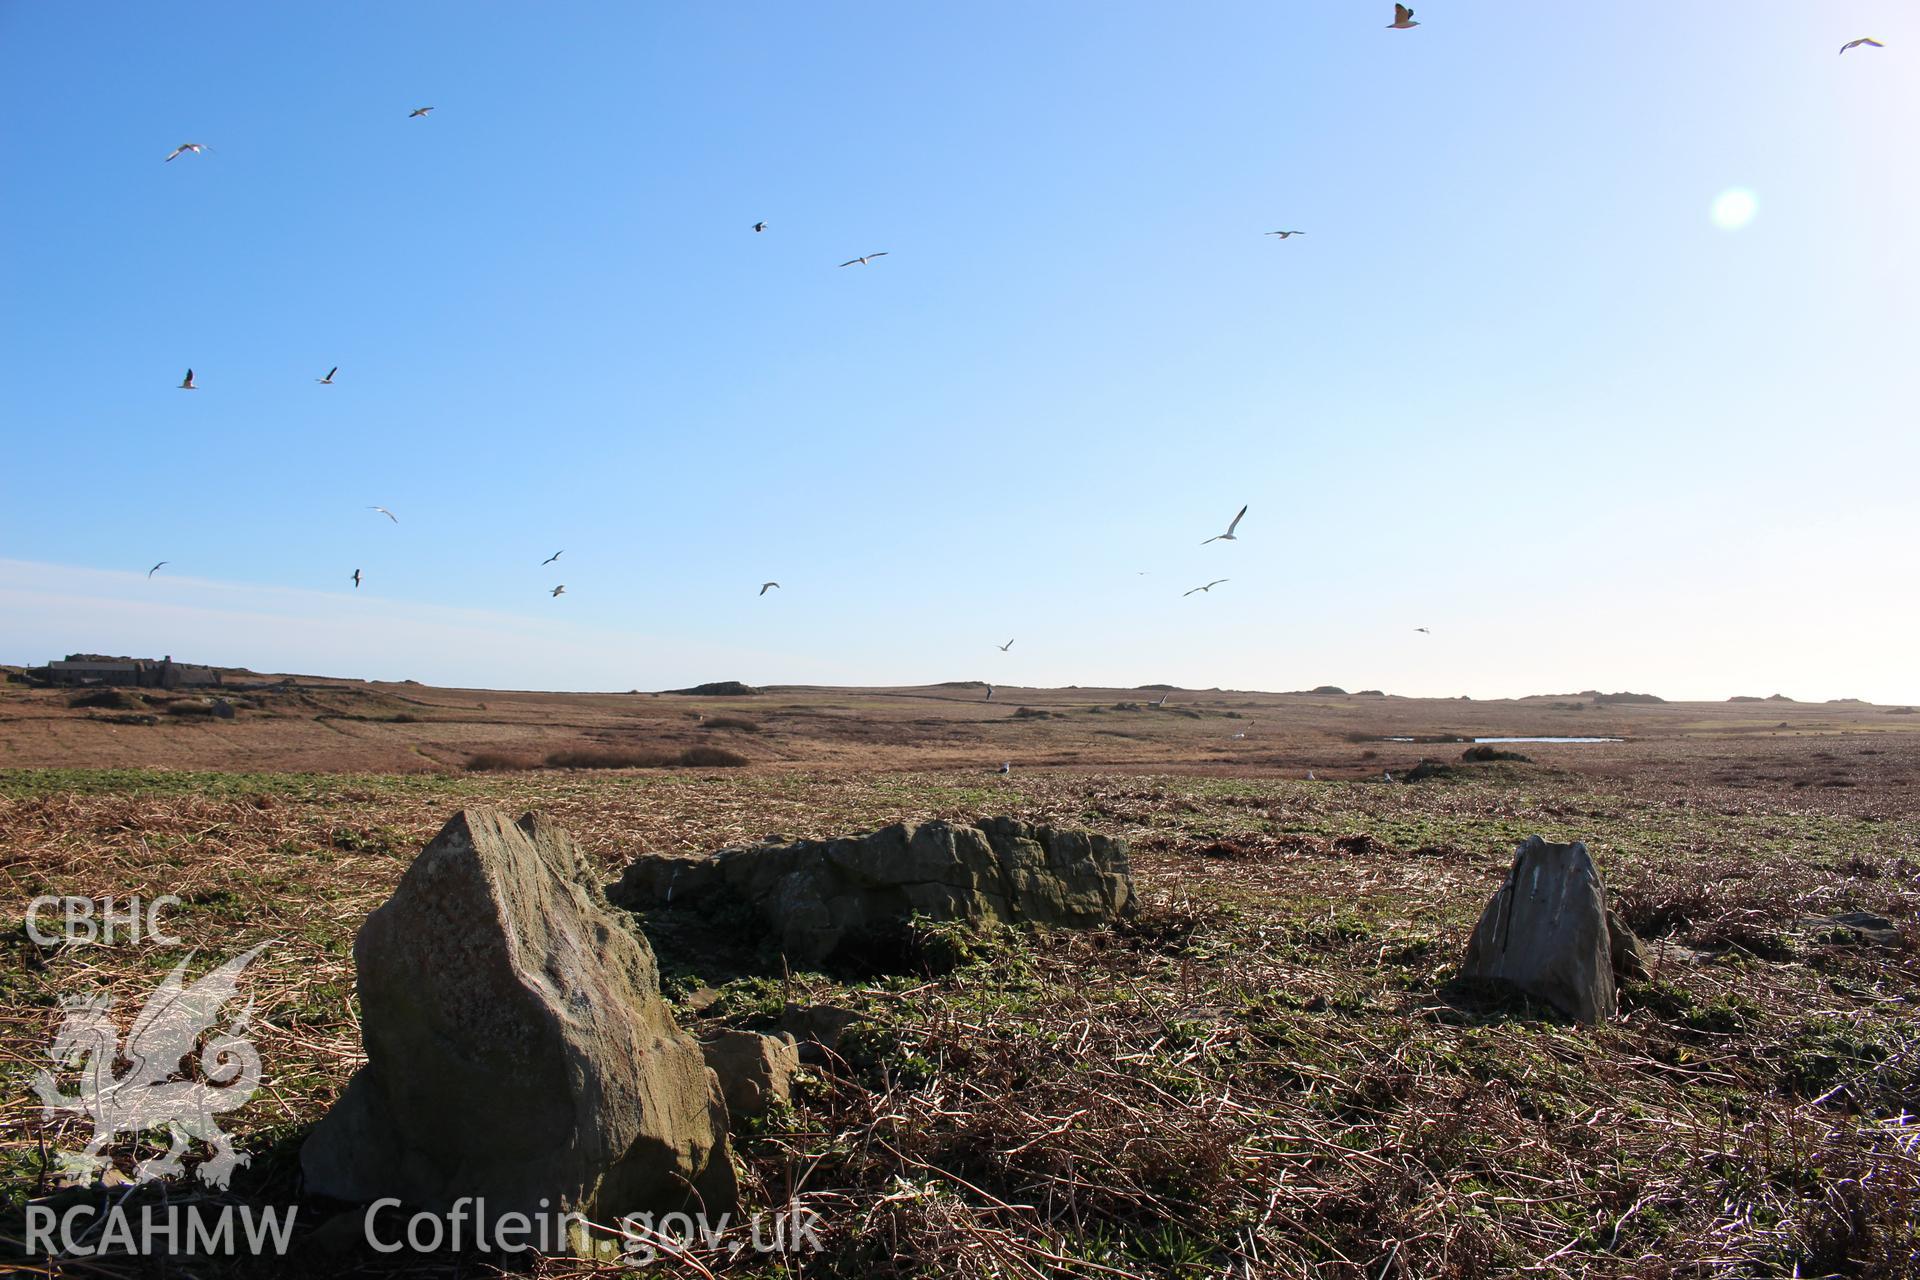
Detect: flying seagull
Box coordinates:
(1388, 4, 1418, 29)
(1184, 579, 1229, 596)
(1152, 693, 1170, 708)
(351, 569, 362, 588)
(839, 253, 889, 267)
(179, 368, 197, 390)
(1414, 627, 1431, 634)
(317, 367, 338, 385)
(368, 505, 398, 523)
(408, 106, 435, 118)
(147, 561, 168, 578)
(1840, 38, 1884, 54)
(998, 639, 1014, 652)
(550, 585, 566, 597)
(759, 581, 780, 596)
(542, 550, 564, 566)
(1266, 231, 1305, 239)
(164, 143, 206, 162)
(753, 221, 768, 233)
(1202, 505, 1248, 544)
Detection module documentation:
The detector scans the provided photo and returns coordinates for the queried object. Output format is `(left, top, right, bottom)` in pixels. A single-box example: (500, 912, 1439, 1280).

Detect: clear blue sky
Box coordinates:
(3, 3, 1915, 700)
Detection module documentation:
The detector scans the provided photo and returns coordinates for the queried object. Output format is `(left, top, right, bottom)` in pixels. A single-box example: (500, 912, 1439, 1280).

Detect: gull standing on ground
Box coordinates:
(542, 550, 563, 565)
(998, 639, 1014, 652)
(1840, 38, 1884, 54)
(1202, 505, 1248, 544)
(998, 762, 1011, 775)
(408, 106, 435, 118)
(179, 369, 197, 390)
(550, 585, 566, 598)
(316, 367, 338, 385)
(1266, 231, 1305, 239)
(164, 143, 206, 162)
(1388, 4, 1418, 28)
(839, 252, 888, 267)
(759, 582, 780, 596)
(147, 561, 168, 578)
(1184, 579, 1229, 597)
(351, 569, 362, 588)
(368, 506, 398, 523)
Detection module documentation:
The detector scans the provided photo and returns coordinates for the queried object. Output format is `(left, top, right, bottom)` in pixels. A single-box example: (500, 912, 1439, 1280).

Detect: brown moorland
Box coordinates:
(2, 672, 1917, 1276)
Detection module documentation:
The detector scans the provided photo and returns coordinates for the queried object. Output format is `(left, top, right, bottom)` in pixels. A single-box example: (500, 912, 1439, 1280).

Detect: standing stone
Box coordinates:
(301, 809, 735, 1242)
(1461, 836, 1634, 1023)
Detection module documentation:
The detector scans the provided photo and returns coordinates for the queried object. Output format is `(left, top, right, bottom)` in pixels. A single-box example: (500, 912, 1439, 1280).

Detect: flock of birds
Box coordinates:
(143, 7, 1888, 672)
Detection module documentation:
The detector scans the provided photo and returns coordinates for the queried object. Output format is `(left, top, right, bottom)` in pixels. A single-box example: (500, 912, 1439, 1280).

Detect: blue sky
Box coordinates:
(2, 3, 1915, 700)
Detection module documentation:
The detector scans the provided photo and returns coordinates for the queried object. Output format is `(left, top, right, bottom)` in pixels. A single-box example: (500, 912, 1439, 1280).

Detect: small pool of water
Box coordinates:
(1473, 736, 1623, 744)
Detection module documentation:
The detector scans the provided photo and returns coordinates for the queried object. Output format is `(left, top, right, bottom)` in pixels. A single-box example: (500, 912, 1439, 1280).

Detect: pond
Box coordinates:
(1472, 736, 1624, 744)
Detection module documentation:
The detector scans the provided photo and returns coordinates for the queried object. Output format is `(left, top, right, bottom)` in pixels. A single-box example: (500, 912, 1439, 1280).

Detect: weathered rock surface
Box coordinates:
(701, 1030, 800, 1117)
(1461, 836, 1641, 1023)
(302, 809, 735, 1237)
(608, 817, 1134, 966)
(1798, 911, 1903, 948)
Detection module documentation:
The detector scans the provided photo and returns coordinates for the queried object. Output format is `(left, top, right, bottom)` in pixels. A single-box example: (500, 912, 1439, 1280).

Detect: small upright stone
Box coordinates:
(1461, 836, 1635, 1023)
(701, 1030, 801, 1117)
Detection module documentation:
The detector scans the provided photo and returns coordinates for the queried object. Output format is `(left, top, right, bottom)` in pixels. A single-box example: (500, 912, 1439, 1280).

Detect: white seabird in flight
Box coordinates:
(179, 368, 197, 390)
(164, 143, 206, 162)
(1388, 4, 1418, 29)
(1266, 231, 1305, 239)
(550, 585, 566, 597)
(147, 561, 169, 578)
(839, 253, 889, 267)
(369, 506, 399, 523)
(998, 639, 1014, 652)
(317, 367, 338, 385)
(1202, 505, 1247, 544)
(1840, 37, 1884, 54)
(409, 106, 435, 118)
(352, 569, 362, 588)
(760, 582, 780, 596)
(542, 550, 563, 565)
(1183, 579, 1229, 597)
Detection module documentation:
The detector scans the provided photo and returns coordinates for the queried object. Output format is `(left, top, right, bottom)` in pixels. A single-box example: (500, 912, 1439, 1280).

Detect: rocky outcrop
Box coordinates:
(609, 817, 1134, 967)
(301, 810, 735, 1244)
(1461, 836, 1641, 1023)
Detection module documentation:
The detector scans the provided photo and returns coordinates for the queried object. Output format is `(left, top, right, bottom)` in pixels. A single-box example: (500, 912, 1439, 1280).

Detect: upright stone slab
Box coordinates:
(301, 809, 735, 1238)
(1461, 836, 1631, 1024)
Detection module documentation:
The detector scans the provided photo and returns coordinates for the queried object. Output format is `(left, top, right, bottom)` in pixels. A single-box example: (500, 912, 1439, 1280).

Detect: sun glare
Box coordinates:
(1711, 187, 1758, 231)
